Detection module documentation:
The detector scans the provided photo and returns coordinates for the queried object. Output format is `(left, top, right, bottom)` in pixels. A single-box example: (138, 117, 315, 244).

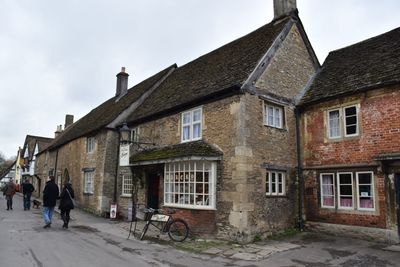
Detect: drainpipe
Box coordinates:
(113, 130, 121, 203)
(295, 108, 304, 230)
(54, 149, 59, 182)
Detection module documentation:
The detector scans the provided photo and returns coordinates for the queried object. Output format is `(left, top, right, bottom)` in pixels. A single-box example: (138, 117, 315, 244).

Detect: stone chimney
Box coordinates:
(115, 67, 129, 97)
(274, 0, 297, 19)
(55, 125, 63, 138)
(64, 114, 74, 129)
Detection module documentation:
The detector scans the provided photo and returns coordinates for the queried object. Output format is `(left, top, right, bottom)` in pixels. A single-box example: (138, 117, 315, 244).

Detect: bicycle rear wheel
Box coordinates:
(140, 221, 150, 240)
(167, 219, 189, 242)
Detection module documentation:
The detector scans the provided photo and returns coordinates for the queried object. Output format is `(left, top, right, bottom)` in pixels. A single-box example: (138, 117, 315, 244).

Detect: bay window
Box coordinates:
(164, 161, 216, 209)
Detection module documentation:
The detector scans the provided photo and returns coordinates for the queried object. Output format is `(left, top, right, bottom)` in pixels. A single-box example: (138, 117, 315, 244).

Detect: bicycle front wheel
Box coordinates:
(167, 219, 189, 242)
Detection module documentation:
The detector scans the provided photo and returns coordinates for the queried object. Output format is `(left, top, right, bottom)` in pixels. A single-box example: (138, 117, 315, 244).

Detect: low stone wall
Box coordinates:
(306, 221, 399, 244)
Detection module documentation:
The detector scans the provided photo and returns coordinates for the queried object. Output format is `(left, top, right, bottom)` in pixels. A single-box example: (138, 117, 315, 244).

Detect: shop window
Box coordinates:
(164, 161, 215, 209)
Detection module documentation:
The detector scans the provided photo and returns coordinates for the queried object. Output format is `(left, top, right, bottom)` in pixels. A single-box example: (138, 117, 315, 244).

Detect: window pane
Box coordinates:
(346, 125, 357, 135)
(358, 173, 372, 184)
(329, 110, 340, 138)
(275, 108, 281, 128)
(266, 172, 270, 194)
(339, 173, 352, 184)
(345, 106, 356, 117)
(193, 110, 201, 122)
(268, 107, 274, 126)
(340, 185, 352, 195)
(183, 112, 191, 124)
(183, 126, 190, 140)
(193, 123, 201, 139)
(340, 197, 353, 207)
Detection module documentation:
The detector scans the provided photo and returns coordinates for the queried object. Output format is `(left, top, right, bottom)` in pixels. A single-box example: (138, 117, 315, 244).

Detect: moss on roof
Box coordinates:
(131, 141, 222, 163)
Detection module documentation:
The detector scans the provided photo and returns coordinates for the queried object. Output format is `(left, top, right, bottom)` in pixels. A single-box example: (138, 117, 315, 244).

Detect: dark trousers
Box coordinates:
(61, 209, 71, 226)
(6, 195, 13, 210)
(23, 193, 32, 210)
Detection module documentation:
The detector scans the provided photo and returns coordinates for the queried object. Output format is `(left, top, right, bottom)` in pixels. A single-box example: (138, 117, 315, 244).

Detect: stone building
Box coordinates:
(35, 66, 176, 215)
(20, 135, 53, 197)
(117, 2, 319, 242)
(298, 27, 400, 243)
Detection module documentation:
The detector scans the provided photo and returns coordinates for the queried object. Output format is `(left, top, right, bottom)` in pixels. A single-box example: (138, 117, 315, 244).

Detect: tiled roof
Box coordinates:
(47, 65, 176, 150)
(131, 141, 223, 163)
(300, 27, 400, 105)
(23, 135, 53, 159)
(127, 16, 291, 123)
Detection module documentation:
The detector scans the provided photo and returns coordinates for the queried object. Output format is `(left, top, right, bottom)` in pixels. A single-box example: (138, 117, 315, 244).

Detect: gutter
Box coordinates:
(295, 107, 304, 230)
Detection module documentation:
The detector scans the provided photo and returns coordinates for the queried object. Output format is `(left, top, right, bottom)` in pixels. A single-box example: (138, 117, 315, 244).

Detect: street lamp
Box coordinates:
(119, 122, 131, 144)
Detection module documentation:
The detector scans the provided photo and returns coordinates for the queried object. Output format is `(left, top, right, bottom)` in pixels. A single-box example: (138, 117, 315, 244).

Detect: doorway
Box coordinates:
(396, 174, 400, 236)
(147, 173, 160, 209)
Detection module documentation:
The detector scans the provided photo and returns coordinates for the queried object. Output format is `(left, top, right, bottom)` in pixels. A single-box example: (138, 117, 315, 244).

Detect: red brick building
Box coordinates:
(299, 27, 400, 242)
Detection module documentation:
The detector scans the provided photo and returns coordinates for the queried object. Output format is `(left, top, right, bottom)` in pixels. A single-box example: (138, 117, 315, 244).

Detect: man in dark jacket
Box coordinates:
(3, 179, 16, 210)
(42, 176, 59, 228)
(22, 178, 35, 210)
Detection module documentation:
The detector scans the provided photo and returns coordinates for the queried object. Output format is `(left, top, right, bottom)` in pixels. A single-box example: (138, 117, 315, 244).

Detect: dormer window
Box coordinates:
(181, 107, 202, 142)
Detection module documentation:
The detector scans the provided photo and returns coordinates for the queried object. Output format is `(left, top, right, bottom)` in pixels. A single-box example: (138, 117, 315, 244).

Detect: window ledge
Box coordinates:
(265, 195, 288, 198)
(83, 192, 93, 196)
(164, 204, 216, 211)
(120, 194, 132, 198)
(263, 125, 287, 132)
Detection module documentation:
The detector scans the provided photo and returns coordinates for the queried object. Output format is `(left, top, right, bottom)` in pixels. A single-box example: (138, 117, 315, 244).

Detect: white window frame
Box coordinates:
(121, 174, 132, 196)
(327, 105, 359, 139)
(343, 105, 359, 137)
(320, 173, 335, 208)
(84, 171, 94, 194)
(337, 172, 354, 210)
(181, 107, 202, 143)
(86, 137, 95, 153)
(327, 108, 341, 139)
(266, 171, 286, 196)
(164, 160, 216, 210)
(356, 171, 375, 211)
(264, 102, 284, 129)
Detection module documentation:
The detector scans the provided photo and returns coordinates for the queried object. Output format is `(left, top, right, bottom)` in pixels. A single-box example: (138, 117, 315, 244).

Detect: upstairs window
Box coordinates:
(327, 105, 359, 139)
(264, 103, 283, 129)
(181, 108, 202, 142)
(86, 137, 95, 153)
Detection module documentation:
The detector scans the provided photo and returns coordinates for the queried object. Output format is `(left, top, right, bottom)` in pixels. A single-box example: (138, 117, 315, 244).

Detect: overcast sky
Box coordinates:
(0, 0, 399, 159)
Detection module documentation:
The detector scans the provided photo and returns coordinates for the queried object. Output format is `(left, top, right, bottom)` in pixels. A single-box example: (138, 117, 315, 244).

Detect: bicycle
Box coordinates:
(135, 207, 189, 242)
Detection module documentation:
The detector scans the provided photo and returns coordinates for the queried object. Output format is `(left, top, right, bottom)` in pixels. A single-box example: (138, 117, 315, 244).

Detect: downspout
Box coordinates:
(113, 130, 121, 203)
(295, 108, 304, 230)
(54, 149, 59, 182)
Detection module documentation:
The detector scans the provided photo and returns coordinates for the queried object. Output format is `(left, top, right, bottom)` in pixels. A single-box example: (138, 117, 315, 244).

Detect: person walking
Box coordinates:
(3, 179, 16, 210)
(58, 182, 75, 229)
(22, 178, 35, 210)
(42, 176, 59, 228)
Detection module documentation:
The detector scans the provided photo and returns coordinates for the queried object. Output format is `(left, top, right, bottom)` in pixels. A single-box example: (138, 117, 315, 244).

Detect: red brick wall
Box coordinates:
(301, 85, 400, 229)
(171, 209, 216, 235)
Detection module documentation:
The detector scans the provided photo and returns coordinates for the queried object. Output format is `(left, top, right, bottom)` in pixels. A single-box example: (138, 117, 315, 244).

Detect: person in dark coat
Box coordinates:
(58, 182, 75, 229)
(22, 178, 35, 210)
(3, 179, 16, 210)
(42, 176, 59, 228)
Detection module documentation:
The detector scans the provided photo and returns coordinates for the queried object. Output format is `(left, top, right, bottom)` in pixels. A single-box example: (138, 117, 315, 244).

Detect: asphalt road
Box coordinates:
(0, 195, 229, 267)
(1, 194, 399, 267)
